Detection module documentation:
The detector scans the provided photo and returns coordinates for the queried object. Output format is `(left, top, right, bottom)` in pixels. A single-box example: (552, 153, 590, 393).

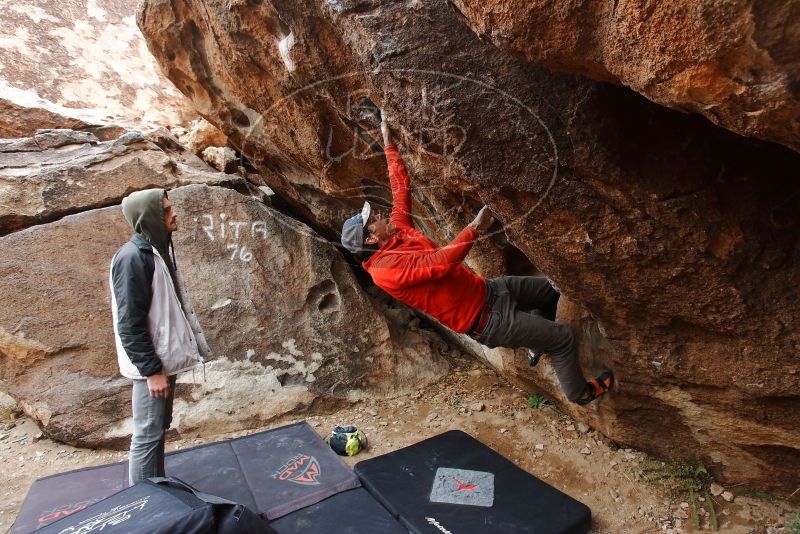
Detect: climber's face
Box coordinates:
(364, 212, 396, 246)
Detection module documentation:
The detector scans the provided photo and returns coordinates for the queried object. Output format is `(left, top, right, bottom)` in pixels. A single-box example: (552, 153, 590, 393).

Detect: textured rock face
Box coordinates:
(0, 96, 91, 138)
(452, 0, 800, 153)
(0, 128, 239, 236)
(0, 0, 194, 128)
(139, 0, 800, 492)
(172, 118, 229, 156)
(0, 184, 449, 446)
(201, 146, 238, 173)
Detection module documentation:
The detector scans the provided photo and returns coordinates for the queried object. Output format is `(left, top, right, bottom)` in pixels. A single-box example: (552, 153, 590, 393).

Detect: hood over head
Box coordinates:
(122, 188, 171, 263)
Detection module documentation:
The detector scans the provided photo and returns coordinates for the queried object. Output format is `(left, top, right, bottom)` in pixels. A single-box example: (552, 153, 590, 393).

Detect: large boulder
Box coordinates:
(0, 184, 449, 447)
(452, 0, 800, 153)
(0, 0, 195, 129)
(0, 87, 94, 138)
(0, 128, 240, 236)
(138, 0, 800, 492)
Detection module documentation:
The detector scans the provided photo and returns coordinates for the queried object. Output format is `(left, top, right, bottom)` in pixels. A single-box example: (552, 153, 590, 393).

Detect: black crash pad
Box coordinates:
(270, 488, 409, 534)
(13, 421, 359, 533)
(354, 430, 590, 534)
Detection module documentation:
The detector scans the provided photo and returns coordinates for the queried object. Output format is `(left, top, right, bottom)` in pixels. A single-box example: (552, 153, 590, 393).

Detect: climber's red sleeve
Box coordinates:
(385, 144, 414, 229)
(363, 225, 486, 333)
(371, 226, 479, 288)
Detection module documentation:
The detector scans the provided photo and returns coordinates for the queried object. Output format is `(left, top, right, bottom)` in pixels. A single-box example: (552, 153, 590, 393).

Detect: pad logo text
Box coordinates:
(273, 454, 322, 485)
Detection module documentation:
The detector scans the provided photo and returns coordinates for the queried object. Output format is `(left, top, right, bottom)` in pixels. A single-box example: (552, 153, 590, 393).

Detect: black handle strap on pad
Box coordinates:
(148, 476, 237, 506)
(147, 477, 278, 534)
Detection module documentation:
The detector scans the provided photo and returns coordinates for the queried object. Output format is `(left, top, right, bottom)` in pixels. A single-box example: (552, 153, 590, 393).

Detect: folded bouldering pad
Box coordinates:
(12, 421, 359, 533)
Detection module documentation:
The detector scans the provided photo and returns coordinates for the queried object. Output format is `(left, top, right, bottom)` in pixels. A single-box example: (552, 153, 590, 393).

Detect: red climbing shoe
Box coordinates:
(576, 371, 614, 405)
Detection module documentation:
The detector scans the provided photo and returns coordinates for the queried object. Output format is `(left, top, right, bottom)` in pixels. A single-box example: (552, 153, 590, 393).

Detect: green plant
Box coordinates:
(639, 458, 719, 532)
(745, 489, 778, 502)
(639, 458, 709, 496)
(704, 488, 718, 532)
(527, 395, 549, 409)
(786, 511, 800, 534)
(451, 396, 462, 406)
(689, 488, 700, 530)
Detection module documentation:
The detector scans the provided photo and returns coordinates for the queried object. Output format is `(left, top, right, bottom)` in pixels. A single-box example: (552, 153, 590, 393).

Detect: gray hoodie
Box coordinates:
(121, 188, 173, 271)
(110, 189, 210, 378)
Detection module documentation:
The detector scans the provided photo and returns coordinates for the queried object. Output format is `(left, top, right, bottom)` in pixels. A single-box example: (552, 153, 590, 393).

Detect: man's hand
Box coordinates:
(468, 206, 495, 235)
(381, 111, 392, 146)
(147, 371, 170, 398)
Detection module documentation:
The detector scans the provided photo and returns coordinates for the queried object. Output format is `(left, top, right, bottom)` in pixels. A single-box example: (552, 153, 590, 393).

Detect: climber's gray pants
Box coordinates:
(129, 375, 176, 486)
(472, 276, 588, 402)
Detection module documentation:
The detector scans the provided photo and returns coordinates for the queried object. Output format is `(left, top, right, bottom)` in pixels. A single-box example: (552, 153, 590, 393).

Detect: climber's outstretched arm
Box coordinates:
(382, 113, 414, 230)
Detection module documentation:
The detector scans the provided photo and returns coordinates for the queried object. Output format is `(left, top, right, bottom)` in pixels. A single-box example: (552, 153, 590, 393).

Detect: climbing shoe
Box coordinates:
(527, 349, 544, 367)
(576, 370, 614, 405)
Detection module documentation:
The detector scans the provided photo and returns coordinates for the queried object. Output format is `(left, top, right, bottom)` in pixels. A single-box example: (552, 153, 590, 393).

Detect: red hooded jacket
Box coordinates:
(363, 145, 487, 333)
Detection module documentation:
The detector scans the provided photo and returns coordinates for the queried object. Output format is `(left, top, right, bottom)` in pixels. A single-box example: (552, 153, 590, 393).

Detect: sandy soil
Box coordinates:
(1, 355, 796, 533)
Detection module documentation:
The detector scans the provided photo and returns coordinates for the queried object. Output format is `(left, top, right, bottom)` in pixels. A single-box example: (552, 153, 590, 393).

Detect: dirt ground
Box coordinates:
(1, 355, 797, 534)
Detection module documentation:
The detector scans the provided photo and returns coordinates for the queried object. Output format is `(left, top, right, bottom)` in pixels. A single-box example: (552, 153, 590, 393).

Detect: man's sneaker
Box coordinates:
(576, 371, 614, 405)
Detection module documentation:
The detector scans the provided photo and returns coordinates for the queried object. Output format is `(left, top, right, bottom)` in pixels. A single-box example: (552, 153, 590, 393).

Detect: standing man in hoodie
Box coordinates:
(341, 114, 613, 405)
(110, 189, 211, 485)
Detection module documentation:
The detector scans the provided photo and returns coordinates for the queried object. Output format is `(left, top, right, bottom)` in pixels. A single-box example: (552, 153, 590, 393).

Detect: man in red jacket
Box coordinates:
(341, 114, 613, 405)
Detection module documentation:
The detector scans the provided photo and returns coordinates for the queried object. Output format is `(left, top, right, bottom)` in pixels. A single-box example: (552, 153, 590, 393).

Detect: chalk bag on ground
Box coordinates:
(328, 425, 368, 456)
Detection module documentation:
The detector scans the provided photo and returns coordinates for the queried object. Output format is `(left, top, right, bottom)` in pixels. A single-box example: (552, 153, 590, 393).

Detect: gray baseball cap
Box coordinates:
(340, 201, 372, 253)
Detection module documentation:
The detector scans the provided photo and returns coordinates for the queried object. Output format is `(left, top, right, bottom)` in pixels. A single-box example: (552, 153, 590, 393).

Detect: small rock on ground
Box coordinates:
(469, 401, 484, 412)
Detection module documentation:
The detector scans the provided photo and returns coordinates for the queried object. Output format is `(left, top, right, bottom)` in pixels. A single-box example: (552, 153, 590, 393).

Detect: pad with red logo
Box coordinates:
(273, 454, 322, 485)
(228, 421, 360, 518)
(12, 422, 359, 533)
(429, 467, 495, 507)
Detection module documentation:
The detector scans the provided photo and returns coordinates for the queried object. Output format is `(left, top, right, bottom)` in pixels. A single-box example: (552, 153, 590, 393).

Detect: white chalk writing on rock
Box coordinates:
(195, 213, 269, 262)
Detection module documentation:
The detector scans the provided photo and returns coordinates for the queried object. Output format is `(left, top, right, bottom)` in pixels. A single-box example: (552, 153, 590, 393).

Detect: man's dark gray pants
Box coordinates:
(129, 375, 177, 486)
(472, 276, 588, 402)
